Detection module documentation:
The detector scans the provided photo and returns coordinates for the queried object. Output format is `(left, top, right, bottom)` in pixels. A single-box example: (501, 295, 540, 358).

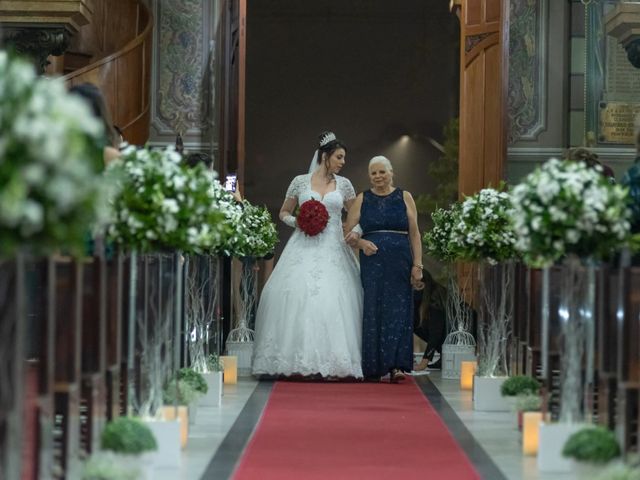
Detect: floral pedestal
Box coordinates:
(473, 376, 511, 411)
(143, 419, 181, 468)
(200, 372, 223, 407)
(537, 423, 585, 473)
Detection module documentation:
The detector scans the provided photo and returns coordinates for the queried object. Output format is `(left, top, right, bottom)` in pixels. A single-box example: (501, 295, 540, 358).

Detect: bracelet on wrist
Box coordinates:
(412, 264, 423, 269)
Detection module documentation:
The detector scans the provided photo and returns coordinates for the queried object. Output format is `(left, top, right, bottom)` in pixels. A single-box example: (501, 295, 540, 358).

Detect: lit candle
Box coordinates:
(163, 405, 189, 448)
(460, 360, 477, 390)
(522, 412, 543, 455)
(220, 355, 238, 384)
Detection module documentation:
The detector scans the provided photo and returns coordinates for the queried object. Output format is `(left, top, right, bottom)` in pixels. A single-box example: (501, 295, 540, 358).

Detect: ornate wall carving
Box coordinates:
(149, 0, 217, 150)
(507, 0, 548, 143)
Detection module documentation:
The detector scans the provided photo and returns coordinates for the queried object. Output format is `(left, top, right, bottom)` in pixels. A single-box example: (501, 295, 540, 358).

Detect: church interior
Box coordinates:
(2, 0, 640, 479)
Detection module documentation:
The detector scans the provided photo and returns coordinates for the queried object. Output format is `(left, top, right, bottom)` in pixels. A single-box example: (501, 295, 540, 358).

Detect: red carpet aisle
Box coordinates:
(233, 379, 481, 480)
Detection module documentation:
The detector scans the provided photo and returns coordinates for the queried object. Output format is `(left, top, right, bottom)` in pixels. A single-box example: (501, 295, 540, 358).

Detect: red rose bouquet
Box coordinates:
(297, 199, 329, 236)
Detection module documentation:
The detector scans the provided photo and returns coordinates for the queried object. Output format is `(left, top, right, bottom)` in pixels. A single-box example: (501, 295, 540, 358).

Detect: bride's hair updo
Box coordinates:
(317, 131, 347, 166)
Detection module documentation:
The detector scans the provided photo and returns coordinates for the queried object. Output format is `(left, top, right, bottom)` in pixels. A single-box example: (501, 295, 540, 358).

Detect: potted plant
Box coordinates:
(199, 354, 224, 407)
(177, 367, 208, 425)
(514, 394, 542, 431)
(501, 375, 541, 423)
(593, 461, 640, 480)
(162, 379, 197, 448)
(99, 417, 157, 478)
(563, 426, 621, 476)
(501, 375, 540, 397)
(82, 452, 143, 480)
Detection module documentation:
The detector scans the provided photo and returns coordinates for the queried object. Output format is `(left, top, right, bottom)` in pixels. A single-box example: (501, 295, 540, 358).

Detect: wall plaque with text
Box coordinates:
(599, 101, 640, 144)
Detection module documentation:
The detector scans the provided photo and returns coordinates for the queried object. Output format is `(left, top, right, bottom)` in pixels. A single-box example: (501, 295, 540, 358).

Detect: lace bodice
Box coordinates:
(286, 174, 355, 223)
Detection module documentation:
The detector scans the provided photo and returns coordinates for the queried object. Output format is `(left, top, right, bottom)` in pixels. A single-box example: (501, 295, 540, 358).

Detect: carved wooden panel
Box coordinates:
(458, 0, 508, 197)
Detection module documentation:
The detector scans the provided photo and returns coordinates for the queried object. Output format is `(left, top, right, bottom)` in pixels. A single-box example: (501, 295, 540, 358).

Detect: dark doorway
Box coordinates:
(245, 0, 460, 254)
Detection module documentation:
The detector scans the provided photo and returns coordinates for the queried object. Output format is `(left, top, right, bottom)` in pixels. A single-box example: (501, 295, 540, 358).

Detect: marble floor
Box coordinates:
(153, 380, 260, 480)
(425, 372, 577, 480)
(155, 374, 583, 480)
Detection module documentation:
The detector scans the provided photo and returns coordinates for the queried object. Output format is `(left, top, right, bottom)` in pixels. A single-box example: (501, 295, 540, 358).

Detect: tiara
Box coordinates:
(319, 132, 336, 147)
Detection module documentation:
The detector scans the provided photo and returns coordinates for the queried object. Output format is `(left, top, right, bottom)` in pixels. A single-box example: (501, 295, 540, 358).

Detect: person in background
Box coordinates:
(622, 120, 640, 233)
(68, 83, 120, 166)
(412, 269, 447, 371)
(566, 147, 615, 183)
(113, 125, 125, 146)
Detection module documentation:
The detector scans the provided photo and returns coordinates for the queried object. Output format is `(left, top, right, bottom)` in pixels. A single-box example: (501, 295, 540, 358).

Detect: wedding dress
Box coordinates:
(252, 173, 363, 378)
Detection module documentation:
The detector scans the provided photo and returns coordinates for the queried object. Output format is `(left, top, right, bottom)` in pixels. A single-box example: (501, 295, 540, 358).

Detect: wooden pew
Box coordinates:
(512, 263, 529, 375)
(529, 267, 564, 421)
(596, 265, 619, 430)
(80, 253, 107, 455)
(617, 267, 640, 453)
(105, 252, 125, 420)
(0, 256, 26, 480)
(52, 258, 84, 478)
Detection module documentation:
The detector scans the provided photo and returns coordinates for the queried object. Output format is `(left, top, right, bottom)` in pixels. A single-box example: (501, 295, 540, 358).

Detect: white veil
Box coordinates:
(308, 149, 320, 175)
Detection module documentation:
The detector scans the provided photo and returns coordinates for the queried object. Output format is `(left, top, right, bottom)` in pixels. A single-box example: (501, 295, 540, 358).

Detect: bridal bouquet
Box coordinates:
(297, 199, 329, 236)
(510, 158, 631, 267)
(449, 188, 517, 264)
(0, 53, 107, 255)
(106, 145, 229, 253)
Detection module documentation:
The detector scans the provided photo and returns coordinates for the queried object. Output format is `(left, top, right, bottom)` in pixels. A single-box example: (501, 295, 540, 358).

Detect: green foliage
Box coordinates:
(227, 201, 278, 258)
(178, 367, 208, 395)
(594, 461, 640, 480)
(107, 147, 230, 253)
(100, 417, 157, 454)
(206, 354, 224, 372)
(514, 394, 542, 412)
(500, 375, 541, 397)
(415, 118, 459, 218)
(423, 203, 462, 262)
(510, 159, 631, 267)
(163, 378, 198, 406)
(0, 52, 108, 256)
(563, 427, 621, 464)
(82, 452, 142, 480)
(449, 188, 518, 263)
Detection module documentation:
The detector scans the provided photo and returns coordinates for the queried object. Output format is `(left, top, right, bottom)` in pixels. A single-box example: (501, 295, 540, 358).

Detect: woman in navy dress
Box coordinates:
(345, 156, 423, 382)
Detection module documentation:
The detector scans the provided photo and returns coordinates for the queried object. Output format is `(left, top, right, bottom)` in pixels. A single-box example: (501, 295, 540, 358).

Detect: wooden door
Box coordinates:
(216, 0, 247, 348)
(217, 0, 247, 190)
(457, 0, 509, 196)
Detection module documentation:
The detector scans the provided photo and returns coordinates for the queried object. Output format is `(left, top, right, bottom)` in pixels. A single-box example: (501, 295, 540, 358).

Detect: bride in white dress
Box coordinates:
(252, 132, 363, 378)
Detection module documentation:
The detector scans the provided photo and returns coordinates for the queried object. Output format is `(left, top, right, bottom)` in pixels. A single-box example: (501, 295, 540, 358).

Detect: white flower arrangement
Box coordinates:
(510, 158, 631, 267)
(449, 188, 518, 264)
(423, 203, 462, 263)
(107, 145, 230, 253)
(227, 201, 278, 258)
(0, 52, 107, 254)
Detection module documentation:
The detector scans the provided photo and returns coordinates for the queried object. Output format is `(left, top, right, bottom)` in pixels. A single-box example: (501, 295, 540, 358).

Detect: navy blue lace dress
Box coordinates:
(359, 188, 414, 377)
